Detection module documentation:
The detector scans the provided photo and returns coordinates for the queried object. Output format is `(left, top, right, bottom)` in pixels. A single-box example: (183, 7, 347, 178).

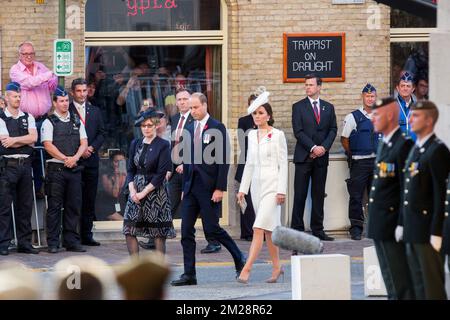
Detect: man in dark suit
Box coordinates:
(171, 92, 245, 286)
(235, 94, 257, 241)
(139, 88, 222, 253)
(398, 100, 450, 299)
(291, 74, 337, 242)
(70, 78, 106, 246)
(367, 97, 415, 300)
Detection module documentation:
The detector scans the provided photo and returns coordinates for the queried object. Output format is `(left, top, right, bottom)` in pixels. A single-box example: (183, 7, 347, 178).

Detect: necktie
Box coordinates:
(175, 115, 185, 143)
(173, 115, 185, 164)
(194, 121, 202, 146)
(313, 101, 320, 124)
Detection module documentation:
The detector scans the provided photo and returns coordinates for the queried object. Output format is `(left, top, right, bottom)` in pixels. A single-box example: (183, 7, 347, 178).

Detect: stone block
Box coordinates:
(363, 246, 387, 296)
(291, 254, 351, 300)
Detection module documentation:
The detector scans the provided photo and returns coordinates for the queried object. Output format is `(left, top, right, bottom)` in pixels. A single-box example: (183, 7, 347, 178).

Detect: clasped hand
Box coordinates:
(64, 156, 78, 168)
(310, 146, 326, 159)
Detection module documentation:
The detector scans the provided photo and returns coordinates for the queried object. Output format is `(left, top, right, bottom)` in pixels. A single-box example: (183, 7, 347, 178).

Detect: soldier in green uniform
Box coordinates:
(367, 97, 415, 299)
(398, 100, 450, 300)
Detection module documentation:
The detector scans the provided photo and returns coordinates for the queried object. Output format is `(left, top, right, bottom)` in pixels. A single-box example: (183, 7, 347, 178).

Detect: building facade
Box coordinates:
(0, 0, 434, 230)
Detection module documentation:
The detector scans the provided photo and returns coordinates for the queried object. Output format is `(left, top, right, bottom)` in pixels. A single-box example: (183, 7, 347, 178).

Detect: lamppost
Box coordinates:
(58, 0, 66, 87)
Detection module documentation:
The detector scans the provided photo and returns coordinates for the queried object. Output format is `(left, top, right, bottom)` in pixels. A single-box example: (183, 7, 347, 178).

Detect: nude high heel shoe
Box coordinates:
(265, 267, 284, 283)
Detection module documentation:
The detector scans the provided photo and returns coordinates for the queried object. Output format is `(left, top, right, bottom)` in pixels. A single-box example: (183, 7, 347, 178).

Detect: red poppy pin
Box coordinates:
(203, 124, 208, 130)
(267, 133, 272, 141)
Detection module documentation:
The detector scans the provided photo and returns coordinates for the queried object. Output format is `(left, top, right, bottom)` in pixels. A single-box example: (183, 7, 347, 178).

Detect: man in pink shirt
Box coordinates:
(10, 41, 57, 121)
(10, 41, 57, 196)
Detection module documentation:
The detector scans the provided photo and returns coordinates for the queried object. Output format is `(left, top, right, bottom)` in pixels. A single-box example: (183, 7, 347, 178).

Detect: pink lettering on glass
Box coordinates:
(127, 0, 177, 16)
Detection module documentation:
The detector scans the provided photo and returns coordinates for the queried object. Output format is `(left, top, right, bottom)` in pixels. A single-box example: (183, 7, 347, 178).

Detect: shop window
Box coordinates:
(86, 0, 220, 32)
(85, 45, 222, 220)
(390, 9, 436, 28)
(390, 42, 428, 98)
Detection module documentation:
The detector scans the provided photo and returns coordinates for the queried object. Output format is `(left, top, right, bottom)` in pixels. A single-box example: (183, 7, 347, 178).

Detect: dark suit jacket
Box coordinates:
(367, 129, 414, 240)
(69, 102, 106, 168)
(182, 116, 230, 195)
(401, 135, 450, 243)
(170, 112, 194, 168)
(292, 97, 337, 165)
(443, 174, 450, 254)
(235, 114, 256, 183)
(126, 137, 171, 189)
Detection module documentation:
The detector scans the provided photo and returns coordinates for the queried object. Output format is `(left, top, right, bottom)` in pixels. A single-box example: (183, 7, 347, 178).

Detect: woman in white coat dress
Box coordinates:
(236, 90, 288, 284)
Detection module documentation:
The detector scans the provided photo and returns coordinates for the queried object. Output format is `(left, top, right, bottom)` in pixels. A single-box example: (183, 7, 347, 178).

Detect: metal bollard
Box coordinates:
(10, 203, 18, 248)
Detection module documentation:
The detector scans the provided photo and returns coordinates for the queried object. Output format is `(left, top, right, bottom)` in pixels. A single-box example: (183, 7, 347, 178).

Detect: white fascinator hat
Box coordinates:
(247, 86, 270, 114)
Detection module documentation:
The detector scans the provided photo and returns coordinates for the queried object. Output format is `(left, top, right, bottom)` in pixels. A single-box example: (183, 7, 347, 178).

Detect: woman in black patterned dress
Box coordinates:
(123, 109, 175, 255)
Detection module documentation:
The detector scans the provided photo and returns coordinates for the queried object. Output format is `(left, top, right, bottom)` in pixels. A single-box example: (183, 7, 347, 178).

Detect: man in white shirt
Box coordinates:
(0, 82, 39, 255)
(41, 86, 88, 254)
(341, 84, 379, 240)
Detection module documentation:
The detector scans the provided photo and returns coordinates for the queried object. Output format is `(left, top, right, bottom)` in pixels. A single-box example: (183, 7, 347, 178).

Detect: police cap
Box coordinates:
(362, 83, 376, 94)
(400, 72, 414, 83)
(54, 85, 68, 98)
(5, 82, 21, 92)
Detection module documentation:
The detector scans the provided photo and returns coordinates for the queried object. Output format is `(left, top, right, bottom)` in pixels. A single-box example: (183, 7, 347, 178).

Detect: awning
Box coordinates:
(374, 0, 437, 21)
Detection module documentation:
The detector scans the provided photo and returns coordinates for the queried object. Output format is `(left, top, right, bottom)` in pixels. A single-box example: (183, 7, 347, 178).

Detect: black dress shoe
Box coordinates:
(17, 246, 40, 254)
(240, 236, 253, 241)
(171, 274, 197, 286)
(0, 248, 9, 256)
(139, 240, 156, 250)
(351, 233, 362, 241)
(313, 232, 335, 241)
(81, 239, 101, 246)
(235, 253, 247, 278)
(65, 245, 87, 252)
(48, 247, 58, 254)
(200, 243, 221, 254)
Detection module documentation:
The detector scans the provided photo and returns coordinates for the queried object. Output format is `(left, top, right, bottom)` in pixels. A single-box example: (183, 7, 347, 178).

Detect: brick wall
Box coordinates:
(227, 0, 390, 154)
(0, 0, 85, 92)
(1, 0, 390, 153)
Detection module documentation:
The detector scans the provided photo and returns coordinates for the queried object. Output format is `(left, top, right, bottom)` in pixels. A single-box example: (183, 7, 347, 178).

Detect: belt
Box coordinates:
(5, 157, 31, 167)
(47, 162, 84, 173)
(46, 162, 65, 171)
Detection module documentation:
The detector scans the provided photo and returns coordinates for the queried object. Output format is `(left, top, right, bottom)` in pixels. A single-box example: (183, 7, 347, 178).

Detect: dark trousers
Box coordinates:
(291, 161, 328, 233)
(181, 173, 242, 276)
(240, 190, 255, 239)
(80, 166, 99, 241)
(0, 163, 33, 249)
(45, 167, 82, 248)
(169, 171, 220, 246)
(405, 242, 447, 300)
(374, 240, 415, 300)
(346, 158, 374, 233)
(168, 171, 183, 220)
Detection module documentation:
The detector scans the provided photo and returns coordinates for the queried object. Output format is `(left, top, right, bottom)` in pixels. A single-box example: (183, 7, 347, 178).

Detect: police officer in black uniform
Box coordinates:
(41, 86, 88, 253)
(0, 82, 39, 255)
(367, 97, 415, 299)
(341, 84, 379, 240)
(398, 100, 450, 300)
